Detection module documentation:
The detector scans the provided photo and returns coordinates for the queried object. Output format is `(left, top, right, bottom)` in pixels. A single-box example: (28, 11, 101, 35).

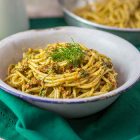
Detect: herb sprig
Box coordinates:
(51, 42, 84, 67)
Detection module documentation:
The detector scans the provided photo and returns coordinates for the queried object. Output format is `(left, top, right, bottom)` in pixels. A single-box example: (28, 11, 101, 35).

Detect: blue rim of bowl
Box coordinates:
(0, 76, 140, 104)
(59, 0, 140, 32)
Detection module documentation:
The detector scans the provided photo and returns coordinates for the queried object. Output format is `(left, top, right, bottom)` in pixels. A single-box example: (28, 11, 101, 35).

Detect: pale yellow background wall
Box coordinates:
(25, 0, 62, 18)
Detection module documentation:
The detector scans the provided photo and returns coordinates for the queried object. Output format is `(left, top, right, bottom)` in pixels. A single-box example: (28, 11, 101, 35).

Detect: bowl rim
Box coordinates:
(59, 0, 140, 32)
(0, 78, 140, 104)
(0, 26, 140, 104)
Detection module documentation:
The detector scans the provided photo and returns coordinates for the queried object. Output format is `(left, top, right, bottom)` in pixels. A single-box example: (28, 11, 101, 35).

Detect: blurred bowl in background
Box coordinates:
(59, 0, 140, 46)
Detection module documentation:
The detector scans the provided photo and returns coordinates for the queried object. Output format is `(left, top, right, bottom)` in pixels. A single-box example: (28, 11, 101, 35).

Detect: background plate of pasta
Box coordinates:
(0, 27, 140, 118)
(59, 0, 140, 45)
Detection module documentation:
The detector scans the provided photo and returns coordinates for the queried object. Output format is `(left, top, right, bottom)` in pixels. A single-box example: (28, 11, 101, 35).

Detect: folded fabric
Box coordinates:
(0, 81, 140, 140)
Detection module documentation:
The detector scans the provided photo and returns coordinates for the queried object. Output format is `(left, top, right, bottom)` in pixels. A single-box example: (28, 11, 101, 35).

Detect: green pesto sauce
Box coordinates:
(51, 42, 84, 67)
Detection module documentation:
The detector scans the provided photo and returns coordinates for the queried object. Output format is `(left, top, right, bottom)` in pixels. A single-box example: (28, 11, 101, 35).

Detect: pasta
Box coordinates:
(5, 42, 117, 99)
(74, 0, 140, 28)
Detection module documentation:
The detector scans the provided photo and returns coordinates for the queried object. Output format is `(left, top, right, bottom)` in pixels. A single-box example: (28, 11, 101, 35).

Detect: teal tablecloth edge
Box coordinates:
(29, 17, 67, 29)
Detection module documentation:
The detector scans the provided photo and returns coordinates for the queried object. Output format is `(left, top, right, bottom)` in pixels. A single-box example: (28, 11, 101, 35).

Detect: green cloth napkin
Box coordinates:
(0, 17, 140, 140)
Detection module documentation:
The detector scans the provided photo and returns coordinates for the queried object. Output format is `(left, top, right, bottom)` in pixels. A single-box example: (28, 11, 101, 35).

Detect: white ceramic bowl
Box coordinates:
(0, 27, 140, 118)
